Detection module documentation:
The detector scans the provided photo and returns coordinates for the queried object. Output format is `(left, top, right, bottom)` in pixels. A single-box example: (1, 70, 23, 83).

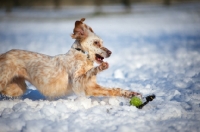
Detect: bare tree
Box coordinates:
(94, 0, 103, 14)
(53, 0, 61, 9)
(163, 0, 171, 6)
(5, 0, 13, 13)
(121, 0, 131, 13)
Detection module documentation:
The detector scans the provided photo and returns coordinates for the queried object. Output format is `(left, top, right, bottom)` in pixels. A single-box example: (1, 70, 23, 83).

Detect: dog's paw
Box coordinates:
(98, 62, 109, 71)
(122, 90, 142, 98)
(129, 92, 142, 98)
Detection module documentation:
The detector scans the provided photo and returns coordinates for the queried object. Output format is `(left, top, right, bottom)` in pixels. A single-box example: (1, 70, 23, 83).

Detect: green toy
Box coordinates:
(130, 96, 143, 107)
(130, 94, 156, 109)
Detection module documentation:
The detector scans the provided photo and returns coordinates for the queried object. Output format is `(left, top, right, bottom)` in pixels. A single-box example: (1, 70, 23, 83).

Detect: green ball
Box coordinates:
(130, 97, 143, 107)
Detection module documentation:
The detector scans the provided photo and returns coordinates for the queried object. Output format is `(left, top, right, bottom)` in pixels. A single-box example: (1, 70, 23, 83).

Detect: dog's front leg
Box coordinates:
(72, 62, 108, 95)
(85, 84, 141, 98)
(74, 62, 141, 98)
(74, 62, 109, 81)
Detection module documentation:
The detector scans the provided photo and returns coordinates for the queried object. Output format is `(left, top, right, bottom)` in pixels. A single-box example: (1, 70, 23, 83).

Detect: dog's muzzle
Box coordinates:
(107, 50, 112, 57)
(101, 47, 112, 58)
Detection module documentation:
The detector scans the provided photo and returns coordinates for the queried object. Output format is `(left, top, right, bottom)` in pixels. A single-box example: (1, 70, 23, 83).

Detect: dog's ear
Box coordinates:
(71, 18, 87, 40)
(80, 18, 85, 22)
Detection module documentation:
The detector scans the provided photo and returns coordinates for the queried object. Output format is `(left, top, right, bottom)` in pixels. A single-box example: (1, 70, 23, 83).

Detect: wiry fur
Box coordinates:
(0, 18, 141, 98)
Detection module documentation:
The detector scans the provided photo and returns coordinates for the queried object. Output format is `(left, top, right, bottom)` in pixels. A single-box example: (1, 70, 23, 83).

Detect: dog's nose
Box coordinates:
(107, 50, 112, 56)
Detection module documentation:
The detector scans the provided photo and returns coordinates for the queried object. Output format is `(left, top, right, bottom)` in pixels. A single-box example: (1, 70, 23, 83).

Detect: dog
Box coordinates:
(0, 18, 141, 99)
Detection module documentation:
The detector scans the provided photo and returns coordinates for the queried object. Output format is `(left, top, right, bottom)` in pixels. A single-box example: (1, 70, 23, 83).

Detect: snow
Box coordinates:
(1, 3, 200, 132)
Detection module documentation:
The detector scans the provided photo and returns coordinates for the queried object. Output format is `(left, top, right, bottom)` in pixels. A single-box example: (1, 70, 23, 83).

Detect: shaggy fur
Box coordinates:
(0, 18, 141, 98)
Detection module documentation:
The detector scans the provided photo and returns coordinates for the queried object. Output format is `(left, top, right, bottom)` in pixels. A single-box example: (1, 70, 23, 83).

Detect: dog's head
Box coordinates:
(71, 18, 111, 64)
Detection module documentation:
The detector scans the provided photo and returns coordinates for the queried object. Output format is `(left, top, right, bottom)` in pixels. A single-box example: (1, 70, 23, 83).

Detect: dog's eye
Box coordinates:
(94, 41, 98, 45)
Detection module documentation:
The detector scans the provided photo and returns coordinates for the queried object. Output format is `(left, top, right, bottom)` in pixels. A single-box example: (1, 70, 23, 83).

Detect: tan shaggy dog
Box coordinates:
(0, 18, 141, 99)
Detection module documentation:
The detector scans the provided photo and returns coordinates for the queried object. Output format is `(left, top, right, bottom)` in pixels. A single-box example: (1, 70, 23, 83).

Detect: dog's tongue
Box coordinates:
(98, 57, 102, 61)
(96, 54, 104, 61)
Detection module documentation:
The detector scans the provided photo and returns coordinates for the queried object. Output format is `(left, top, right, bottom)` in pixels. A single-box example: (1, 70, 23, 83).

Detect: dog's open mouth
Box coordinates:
(95, 54, 104, 63)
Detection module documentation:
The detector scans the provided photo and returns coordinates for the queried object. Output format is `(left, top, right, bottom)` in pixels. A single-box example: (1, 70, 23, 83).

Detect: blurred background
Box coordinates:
(0, 0, 200, 10)
(0, 0, 200, 15)
(0, 0, 199, 46)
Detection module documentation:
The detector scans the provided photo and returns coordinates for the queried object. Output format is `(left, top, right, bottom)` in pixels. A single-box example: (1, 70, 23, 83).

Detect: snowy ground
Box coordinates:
(0, 3, 200, 132)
